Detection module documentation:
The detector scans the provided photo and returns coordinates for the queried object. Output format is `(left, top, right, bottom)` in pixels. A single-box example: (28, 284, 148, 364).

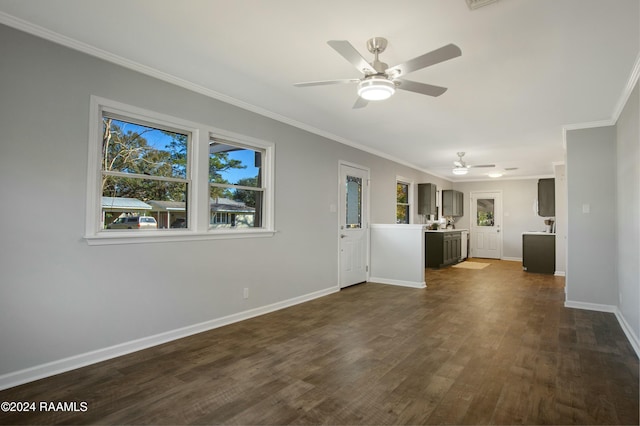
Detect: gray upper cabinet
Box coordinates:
(442, 189, 464, 217)
(418, 183, 437, 216)
(538, 178, 555, 217)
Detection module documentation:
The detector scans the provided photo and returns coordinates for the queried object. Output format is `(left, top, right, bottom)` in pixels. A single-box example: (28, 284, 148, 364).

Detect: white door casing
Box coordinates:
(339, 162, 369, 288)
(470, 191, 503, 259)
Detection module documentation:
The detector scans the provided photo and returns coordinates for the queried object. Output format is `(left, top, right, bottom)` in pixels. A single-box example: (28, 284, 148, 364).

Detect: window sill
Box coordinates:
(84, 229, 276, 246)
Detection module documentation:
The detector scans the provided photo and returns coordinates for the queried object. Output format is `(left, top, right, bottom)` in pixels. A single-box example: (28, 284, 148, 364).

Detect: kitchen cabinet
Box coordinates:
(442, 190, 464, 217)
(418, 183, 437, 216)
(425, 231, 462, 268)
(522, 233, 555, 274)
(537, 178, 555, 217)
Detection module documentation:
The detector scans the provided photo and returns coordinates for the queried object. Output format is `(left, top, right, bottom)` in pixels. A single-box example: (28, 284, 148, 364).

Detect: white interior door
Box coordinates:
(339, 163, 369, 288)
(470, 191, 503, 259)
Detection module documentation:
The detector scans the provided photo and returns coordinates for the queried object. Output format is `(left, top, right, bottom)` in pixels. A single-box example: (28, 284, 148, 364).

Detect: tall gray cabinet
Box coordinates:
(418, 183, 437, 216)
(537, 178, 555, 217)
(442, 189, 464, 217)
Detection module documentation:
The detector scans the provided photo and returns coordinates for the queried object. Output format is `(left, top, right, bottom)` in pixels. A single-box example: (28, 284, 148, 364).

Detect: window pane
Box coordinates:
(102, 175, 187, 230)
(396, 205, 409, 224)
(210, 186, 262, 228)
(210, 141, 262, 187)
(208, 139, 264, 229)
(397, 183, 408, 203)
(346, 175, 362, 229)
(103, 117, 188, 179)
(477, 198, 495, 226)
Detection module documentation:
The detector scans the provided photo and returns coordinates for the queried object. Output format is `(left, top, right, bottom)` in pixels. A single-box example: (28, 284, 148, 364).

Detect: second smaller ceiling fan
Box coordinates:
(452, 152, 495, 175)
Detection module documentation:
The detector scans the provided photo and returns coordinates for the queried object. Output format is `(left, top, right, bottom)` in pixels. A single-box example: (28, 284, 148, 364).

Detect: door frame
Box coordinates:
(338, 160, 370, 288)
(469, 190, 503, 259)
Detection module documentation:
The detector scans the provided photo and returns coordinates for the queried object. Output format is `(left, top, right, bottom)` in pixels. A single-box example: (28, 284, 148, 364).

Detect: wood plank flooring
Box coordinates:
(1, 259, 638, 425)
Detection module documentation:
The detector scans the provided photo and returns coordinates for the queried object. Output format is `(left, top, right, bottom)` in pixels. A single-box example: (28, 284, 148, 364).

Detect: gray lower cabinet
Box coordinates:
(522, 234, 555, 274)
(442, 190, 464, 217)
(426, 232, 461, 268)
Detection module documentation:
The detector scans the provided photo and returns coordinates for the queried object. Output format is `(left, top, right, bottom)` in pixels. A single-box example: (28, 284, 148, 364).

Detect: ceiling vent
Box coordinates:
(466, 0, 498, 10)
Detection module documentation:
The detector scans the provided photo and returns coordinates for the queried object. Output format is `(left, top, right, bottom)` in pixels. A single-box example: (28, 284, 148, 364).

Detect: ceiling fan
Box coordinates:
(452, 152, 495, 175)
(294, 37, 461, 108)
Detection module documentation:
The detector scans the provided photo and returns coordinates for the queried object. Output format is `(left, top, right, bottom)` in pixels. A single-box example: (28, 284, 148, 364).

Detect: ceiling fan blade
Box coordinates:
(395, 79, 448, 97)
(352, 97, 369, 109)
(469, 164, 496, 168)
(386, 44, 462, 77)
(327, 40, 377, 74)
(294, 78, 360, 87)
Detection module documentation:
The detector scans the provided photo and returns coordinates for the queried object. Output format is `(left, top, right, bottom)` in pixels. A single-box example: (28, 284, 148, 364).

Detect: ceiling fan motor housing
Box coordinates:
(366, 37, 388, 54)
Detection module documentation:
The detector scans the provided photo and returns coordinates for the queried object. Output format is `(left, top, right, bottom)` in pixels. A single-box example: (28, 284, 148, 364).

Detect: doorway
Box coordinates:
(470, 191, 503, 259)
(338, 162, 369, 288)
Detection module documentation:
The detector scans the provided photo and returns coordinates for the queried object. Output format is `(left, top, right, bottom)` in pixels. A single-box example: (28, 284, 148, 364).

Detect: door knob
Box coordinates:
(341, 234, 347, 238)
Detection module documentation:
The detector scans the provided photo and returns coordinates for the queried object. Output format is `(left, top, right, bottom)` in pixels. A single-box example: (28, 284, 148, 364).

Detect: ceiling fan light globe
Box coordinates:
(452, 167, 468, 175)
(357, 78, 395, 101)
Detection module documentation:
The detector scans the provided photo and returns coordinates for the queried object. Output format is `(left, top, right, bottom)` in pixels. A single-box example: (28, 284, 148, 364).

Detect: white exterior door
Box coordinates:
(470, 191, 503, 259)
(339, 163, 369, 288)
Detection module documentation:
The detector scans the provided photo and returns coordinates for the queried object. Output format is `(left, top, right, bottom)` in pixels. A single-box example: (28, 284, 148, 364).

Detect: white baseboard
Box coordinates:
(501, 257, 522, 262)
(565, 300, 640, 358)
(368, 277, 426, 289)
(564, 300, 617, 313)
(0, 286, 339, 391)
(554, 271, 566, 277)
(615, 309, 640, 358)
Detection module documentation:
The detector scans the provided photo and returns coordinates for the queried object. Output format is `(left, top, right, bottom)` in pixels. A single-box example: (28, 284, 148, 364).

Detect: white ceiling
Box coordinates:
(1, 0, 638, 180)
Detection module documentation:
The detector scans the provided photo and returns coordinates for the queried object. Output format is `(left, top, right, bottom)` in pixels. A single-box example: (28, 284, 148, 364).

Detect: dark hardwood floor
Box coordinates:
(1, 260, 638, 425)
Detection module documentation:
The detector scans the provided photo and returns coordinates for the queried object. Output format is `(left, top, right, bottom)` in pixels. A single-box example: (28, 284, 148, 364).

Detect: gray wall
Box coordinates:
(615, 81, 639, 341)
(565, 80, 639, 348)
(566, 127, 618, 306)
(0, 24, 443, 379)
(452, 179, 545, 260)
(554, 164, 567, 275)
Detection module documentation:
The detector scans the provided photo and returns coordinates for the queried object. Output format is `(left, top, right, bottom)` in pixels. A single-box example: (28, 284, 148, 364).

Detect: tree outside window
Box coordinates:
(396, 182, 410, 224)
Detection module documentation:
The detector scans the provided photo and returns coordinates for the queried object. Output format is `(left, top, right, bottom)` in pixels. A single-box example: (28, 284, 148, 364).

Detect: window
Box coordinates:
(476, 198, 495, 226)
(345, 175, 363, 229)
(209, 139, 265, 229)
(396, 180, 411, 224)
(85, 96, 274, 244)
(101, 114, 190, 231)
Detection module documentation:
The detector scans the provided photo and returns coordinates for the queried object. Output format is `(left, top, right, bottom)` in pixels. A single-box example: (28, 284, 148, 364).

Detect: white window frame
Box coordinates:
(206, 130, 275, 236)
(84, 96, 275, 245)
(396, 176, 414, 224)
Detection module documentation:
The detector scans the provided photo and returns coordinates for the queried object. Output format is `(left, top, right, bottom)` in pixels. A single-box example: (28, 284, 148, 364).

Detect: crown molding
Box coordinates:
(562, 51, 640, 145)
(3, 11, 636, 184)
(0, 11, 447, 181)
(612, 51, 640, 121)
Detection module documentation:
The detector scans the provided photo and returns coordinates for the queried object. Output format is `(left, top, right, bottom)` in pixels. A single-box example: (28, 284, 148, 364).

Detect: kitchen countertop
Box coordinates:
(425, 229, 468, 233)
(522, 231, 556, 236)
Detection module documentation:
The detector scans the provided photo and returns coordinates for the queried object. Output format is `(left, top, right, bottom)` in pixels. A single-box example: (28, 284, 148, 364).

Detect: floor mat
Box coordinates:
(452, 261, 490, 270)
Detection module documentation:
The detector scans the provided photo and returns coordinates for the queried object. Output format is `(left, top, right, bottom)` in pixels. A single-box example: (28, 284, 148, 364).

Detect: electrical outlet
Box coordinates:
(243, 288, 249, 299)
